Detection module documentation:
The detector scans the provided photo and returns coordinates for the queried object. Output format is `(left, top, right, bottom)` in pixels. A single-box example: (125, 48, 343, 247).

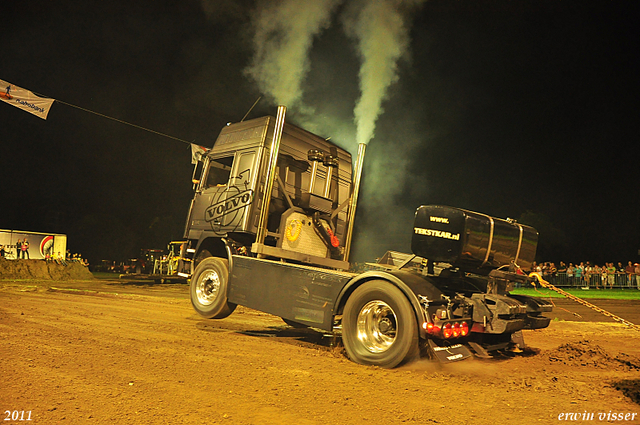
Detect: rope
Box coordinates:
(529, 272, 640, 331)
(54, 99, 193, 145)
(285, 219, 302, 242)
(33, 91, 194, 145)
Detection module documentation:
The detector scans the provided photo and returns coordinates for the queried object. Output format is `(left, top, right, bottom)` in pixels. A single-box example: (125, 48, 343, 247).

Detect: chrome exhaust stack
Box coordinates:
(307, 149, 324, 193)
(343, 143, 366, 262)
(322, 153, 339, 199)
(254, 105, 287, 251)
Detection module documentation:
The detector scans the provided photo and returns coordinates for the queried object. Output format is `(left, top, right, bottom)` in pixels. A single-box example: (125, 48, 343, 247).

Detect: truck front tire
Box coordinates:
(342, 280, 418, 368)
(190, 257, 236, 319)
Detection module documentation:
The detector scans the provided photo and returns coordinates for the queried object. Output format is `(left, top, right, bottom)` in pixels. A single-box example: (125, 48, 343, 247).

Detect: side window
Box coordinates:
(205, 156, 234, 189)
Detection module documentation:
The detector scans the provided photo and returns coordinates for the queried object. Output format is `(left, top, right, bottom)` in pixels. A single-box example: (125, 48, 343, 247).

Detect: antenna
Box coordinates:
(240, 96, 262, 122)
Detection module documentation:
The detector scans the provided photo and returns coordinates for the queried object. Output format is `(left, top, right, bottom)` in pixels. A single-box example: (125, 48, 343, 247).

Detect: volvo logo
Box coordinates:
(206, 189, 253, 223)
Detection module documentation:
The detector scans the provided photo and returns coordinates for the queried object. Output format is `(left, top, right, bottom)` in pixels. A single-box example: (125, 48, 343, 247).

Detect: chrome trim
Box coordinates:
(356, 300, 397, 353)
(482, 216, 495, 266)
(195, 269, 221, 306)
(514, 224, 523, 264)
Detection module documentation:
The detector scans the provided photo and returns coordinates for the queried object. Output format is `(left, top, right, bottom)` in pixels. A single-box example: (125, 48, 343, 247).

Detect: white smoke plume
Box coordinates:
(245, 0, 342, 109)
(343, 0, 424, 145)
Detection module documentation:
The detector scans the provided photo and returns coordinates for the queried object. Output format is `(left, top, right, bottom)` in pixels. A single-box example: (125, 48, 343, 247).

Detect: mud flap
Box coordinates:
(427, 340, 472, 363)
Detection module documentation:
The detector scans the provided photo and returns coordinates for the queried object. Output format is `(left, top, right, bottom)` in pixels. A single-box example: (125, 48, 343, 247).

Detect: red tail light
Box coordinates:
(452, 322, 461, 337)
(425, 322, 441, 334)
(443, 323, 453, 338)
(427, 321, 468, 338)
(440, 322, 468, 338)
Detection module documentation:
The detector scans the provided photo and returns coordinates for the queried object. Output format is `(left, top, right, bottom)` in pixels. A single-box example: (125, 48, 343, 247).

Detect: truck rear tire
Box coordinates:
(190, 257, 236, 319)
(342, 280, 418, 368)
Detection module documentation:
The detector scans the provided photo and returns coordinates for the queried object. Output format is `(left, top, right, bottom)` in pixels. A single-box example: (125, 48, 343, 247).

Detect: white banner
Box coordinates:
(0, 78, 55, 120)
(191, 143, 208, 164)
(0, 231, 63, 260)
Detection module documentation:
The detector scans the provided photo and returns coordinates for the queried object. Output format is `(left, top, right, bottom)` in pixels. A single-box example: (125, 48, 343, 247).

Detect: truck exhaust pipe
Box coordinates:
(307, 149, 324, 193)
(322, 152, 338, 199)
(255, 105, 287, 250)
(343, 143, 366, 262)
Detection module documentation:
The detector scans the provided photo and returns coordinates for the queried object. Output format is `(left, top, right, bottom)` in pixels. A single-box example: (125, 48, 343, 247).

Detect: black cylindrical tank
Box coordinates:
(411, 205, 538, 273)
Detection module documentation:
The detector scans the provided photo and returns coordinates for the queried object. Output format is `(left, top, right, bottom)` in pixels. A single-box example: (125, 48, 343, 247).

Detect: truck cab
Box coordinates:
(184, 113, 353, 269)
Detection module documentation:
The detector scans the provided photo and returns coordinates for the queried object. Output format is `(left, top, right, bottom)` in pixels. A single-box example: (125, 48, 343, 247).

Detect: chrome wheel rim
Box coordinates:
(195, 269, 221, 306)
(356, 300, 397, 353)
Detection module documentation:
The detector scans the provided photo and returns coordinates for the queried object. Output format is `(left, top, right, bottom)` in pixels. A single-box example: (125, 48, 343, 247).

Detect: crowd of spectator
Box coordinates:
(44, 249, 89, 267)
(530, 261, 640, 289)
(0, 239, 30, 259)
(0, 243, 88, 267)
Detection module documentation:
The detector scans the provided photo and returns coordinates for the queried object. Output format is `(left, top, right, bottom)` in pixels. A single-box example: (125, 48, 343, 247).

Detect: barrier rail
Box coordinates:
(529, 272, 640, 330)
(534, 271, 639, 289)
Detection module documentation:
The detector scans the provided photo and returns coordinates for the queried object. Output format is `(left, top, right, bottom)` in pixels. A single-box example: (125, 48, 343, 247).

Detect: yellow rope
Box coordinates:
(529, 272, 640, 331)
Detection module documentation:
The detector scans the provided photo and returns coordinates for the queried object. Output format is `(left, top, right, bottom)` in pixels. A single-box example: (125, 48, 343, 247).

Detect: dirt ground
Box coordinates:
(1, 276, 639, 425)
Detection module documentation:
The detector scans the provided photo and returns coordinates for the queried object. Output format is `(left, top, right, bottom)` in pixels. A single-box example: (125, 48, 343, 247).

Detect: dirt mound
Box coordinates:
(548, 339, 640, 370)
(0, 258, 94, 280)
(613, 379, 640, 405)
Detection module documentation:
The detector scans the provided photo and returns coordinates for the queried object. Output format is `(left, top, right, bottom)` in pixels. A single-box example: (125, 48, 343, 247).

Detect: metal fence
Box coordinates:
(539, 272, 640, 289)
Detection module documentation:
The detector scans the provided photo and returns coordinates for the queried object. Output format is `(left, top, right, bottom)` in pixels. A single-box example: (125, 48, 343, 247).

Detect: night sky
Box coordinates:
(3, 0, 639, 266)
